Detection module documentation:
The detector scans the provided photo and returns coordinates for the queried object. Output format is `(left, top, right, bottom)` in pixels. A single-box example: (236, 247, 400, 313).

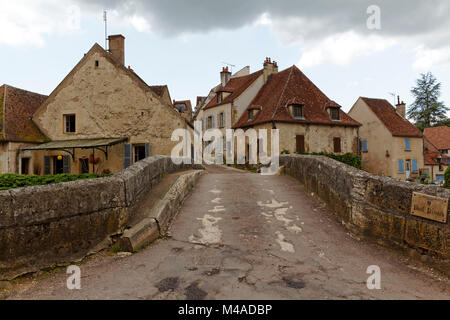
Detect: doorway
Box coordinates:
(405, 159, 411, 179)
(80, 158, 89, 174)
(53, 156, 64, 174)
(21, 158, 30, 175)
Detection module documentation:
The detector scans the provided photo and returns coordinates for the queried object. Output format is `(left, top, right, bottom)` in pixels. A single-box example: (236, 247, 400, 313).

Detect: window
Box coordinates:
(134, 145, 147, 163)
(207, 116, 214, 129)
(218, 113, 225, 128)
(362, 140, 368, 153)
(248, 110, 256, 121)
(64, 114, 76, 133)
(329, 107, 340, 121)
(405, 138, 411, 151)
(290, 104, 304, 119)
(217, 92, 222, 104)
(175, 103, 185, 113)
(296, 135, 305, 153)
(95, 60, 99, 67)
(333, 137, 341, 153)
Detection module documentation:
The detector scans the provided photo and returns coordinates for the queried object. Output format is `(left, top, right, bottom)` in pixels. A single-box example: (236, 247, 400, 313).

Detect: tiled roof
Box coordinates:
(424, 126, 450, 150)
(234, 66, 360, 128)
(0, 85, 48, 143)
(361, 97, 423, 138)
(204, 70, 263, 110)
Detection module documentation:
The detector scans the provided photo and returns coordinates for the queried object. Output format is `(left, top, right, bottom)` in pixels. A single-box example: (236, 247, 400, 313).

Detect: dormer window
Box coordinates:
(248, 109, 256, 121)
(217, 92, 222, 104)
(329, 107, 340, 121)
(288, 104, 304, 119)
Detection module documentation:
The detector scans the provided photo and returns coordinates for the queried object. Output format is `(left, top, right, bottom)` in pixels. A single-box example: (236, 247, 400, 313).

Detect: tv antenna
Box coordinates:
(103, 10, 108, 50)
(388, 92, 397, 105)
(222, 62, 236, 73)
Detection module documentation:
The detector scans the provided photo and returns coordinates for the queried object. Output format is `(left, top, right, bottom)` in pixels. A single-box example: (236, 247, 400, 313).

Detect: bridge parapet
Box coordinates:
(280, 155, 450, 264)
(0, 156, 203, 280)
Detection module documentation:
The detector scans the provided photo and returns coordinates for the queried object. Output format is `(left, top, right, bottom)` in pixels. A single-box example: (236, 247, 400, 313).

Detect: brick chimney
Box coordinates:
(108, 34, 125, 65)
(263, 57, 278, 83)
(220, 67, 231, 87)
(396, 96, 406, 118)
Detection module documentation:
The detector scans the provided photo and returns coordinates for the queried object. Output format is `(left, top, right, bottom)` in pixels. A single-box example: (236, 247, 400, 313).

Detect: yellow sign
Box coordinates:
(411, 192, 449, 223)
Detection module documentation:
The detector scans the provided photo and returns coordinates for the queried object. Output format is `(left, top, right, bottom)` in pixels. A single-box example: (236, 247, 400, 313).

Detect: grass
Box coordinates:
(0, 173, 111, 191)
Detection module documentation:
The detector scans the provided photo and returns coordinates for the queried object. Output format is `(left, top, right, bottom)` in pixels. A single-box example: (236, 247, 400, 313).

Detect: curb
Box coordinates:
(119, 170, 205, 252)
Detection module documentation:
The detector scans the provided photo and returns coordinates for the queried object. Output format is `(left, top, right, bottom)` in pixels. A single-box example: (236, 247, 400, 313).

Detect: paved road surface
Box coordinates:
(6, 166, 450, 299)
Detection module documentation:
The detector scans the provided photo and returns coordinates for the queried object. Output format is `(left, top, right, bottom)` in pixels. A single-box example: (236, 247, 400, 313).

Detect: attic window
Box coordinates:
(288, 104, 304, 119)
(248, 109, 258, 121)
(64, 114, 76, 133)
(95, 60, 99, 67)
(175, 104, 185, 113)
(329, 107, 340, 121)
(217, 92, 222, 104)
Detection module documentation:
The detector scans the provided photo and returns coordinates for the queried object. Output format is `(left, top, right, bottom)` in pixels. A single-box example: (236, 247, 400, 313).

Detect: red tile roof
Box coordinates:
(424, 126, 450, 150)
(0, 85, 48, 143)
(234, 66, 360, 128)
(204, 70, 263, 110)
(361, 97, 423, 138)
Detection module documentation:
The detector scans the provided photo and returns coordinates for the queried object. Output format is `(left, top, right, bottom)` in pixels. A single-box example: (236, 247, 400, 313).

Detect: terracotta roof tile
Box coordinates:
(204, 70, 263, 110)
(361, 97, 423, 138)
(424, 126, 450, 150)
(234, 66, 360, 128)
(0, 85, 48, 143)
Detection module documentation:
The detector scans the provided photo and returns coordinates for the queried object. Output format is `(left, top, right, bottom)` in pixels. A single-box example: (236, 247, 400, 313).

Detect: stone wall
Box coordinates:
(0, 156, 202, 280)
(280, 155, 450, 260)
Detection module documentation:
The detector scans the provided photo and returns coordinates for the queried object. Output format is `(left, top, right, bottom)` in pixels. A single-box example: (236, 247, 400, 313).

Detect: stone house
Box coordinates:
(0, 85, 48, 174)
(234, 65, 360, 156)
(424, 137, 449, 183)
(21, 35, 192, 175)
(348, 97, 424, 180)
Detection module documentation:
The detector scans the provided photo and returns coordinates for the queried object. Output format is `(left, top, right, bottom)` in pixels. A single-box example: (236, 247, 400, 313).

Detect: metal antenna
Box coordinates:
(221, 62, 236, 73)
(389, 92, 397, 105)
(103, 10, 108, 50)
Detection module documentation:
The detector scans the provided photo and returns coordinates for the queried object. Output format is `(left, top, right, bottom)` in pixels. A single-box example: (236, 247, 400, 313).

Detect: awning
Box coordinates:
(21, 138, 128, 160)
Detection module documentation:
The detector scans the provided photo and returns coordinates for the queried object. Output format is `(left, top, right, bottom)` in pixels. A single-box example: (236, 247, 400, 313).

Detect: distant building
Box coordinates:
(424, 126, 450, 155)
(234, 65, 360, 156)
(348, 97, 423, 180)
(0, 85, 48, 174)
(173, 100, 193, 123)
(423, 137, 449, 184)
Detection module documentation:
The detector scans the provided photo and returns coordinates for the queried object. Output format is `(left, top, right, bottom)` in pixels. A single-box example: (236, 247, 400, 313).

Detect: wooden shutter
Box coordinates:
(123, 144, 132, 169)
(405, 138, 411, 150)
(223, 112, 226, 128)
(145, 143, 150, 158)
(333, 137, 341, 153)
(412, 159, 418, 172)
(44, 156, 51, 175)
(398, 160, 404, 173)
(63, 156, 71, 174)
(362, 140, 368, 153)
(296, 135, 305, 153)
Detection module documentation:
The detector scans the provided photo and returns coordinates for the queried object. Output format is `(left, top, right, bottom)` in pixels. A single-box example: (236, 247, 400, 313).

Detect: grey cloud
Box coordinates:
(76, 0, 450, 47)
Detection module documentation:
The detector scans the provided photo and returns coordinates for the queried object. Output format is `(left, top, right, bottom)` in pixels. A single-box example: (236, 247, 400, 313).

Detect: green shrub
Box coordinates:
(0, 173, 110, 191)
(444, 167, 450, 189)
(295, 152, 362, 169)
(281, 149, 291, 155)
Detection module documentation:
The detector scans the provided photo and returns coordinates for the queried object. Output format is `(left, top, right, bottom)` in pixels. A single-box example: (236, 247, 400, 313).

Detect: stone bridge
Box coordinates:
(1, 156, 450, 299)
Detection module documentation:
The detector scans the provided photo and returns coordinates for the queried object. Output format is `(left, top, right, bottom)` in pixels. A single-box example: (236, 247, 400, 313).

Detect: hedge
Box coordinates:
(444, 167, 450, 189)
(0, 174, 110, 191)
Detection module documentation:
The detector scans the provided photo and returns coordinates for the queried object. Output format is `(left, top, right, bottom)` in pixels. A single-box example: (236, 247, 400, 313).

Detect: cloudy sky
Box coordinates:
(1, 0, 450, 114)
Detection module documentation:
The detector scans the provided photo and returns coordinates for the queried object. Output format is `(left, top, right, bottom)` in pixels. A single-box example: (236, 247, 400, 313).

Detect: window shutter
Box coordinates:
(223, 112, 226, 128)
(44, 156, 51, 175)
(123, 144, 132, 169)
(63, 156, 71, 174)
(405, 138, 411, 150)
(398, 160, 404, 173)
(362, 140, 368, 153)
(145, 143, 150, 158)
(212, 116, 215, 128)
(217, 114, 221, 128)
(412, 159, 418, 172)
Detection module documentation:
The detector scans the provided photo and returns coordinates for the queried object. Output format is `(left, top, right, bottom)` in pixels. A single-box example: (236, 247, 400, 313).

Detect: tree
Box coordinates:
(408, 72, 449, 129)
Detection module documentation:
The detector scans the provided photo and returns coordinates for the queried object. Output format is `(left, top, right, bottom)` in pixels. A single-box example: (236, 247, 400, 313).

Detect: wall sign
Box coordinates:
(411, 192, 449, 223)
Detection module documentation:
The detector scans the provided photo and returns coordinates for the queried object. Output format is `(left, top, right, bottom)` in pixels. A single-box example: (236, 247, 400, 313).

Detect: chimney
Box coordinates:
(263, 57, 278, 83)
(220, 67, 231, 87)
(396, 96, 406, 118)
(108, 34, 125, 65)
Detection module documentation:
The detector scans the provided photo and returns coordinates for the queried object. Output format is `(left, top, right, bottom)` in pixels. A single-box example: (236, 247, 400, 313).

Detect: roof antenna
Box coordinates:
(388, 92, 397, 106)
(103, 10, 108, 51)
(222, 62, 236, 73)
